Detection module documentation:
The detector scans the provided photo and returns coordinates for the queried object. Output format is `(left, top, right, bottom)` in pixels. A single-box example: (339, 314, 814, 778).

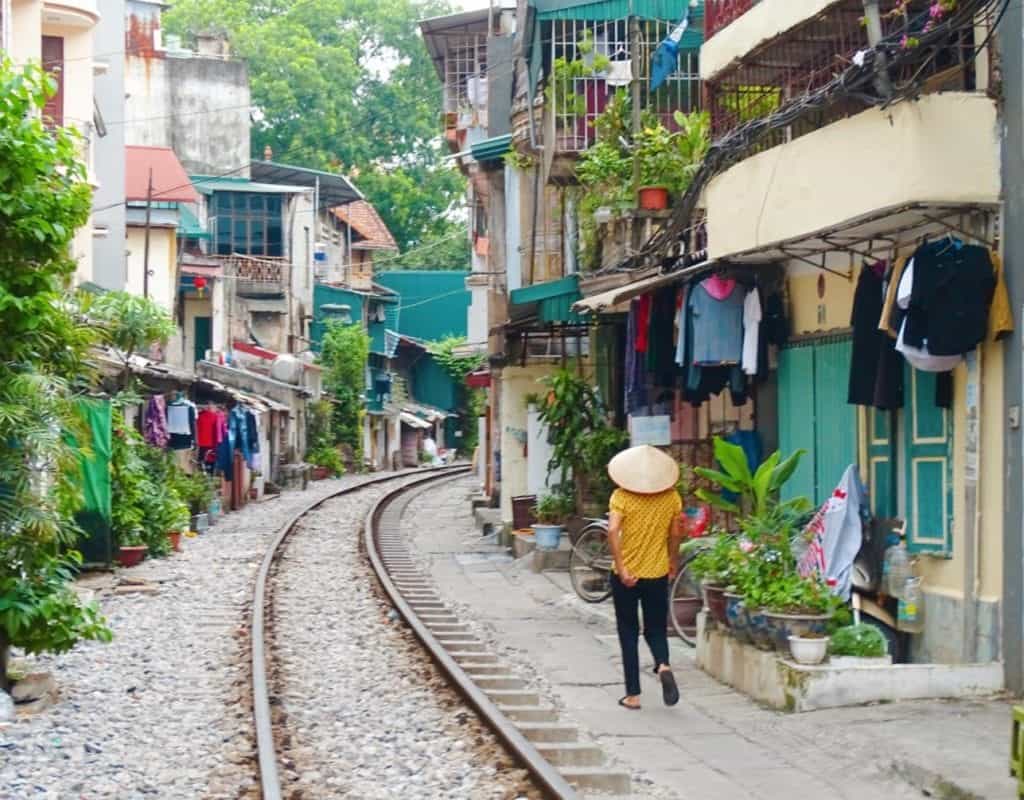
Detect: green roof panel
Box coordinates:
(471, 134, 513, 163)
(509, 275, 583, 323)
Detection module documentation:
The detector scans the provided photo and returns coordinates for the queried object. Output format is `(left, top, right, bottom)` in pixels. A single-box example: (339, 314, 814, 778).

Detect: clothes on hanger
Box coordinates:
(895, 260, 965, 372)
(244, 408, 260, 471)
(848, 263, 904, 410)
(196, 406, 222, 449)
(646, 288, 678, 387)
(741, 288, 761, 377)
(143, 395, 169, 448)
(166, 396, 196, 450)
(635, 294, 652, 354)
(688, 278, 745, 366)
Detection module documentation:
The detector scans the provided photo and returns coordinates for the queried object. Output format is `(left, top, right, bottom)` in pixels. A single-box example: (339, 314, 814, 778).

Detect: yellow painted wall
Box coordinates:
(706, 94, 1000, 260)
(10, 0, 41, 64)
(784, 262, 1005, 604)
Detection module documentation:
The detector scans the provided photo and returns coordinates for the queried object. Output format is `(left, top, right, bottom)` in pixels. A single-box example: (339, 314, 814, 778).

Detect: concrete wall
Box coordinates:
(92, 0, 127, 290)
(705, 94, 1001, 260)
(124, 0, 250, 175)
(125, 225, 176, 311)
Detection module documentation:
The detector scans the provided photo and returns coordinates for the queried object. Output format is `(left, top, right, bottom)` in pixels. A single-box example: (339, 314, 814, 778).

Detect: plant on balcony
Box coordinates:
(83, 291, 176, 388)
(546, 31, 611, 120)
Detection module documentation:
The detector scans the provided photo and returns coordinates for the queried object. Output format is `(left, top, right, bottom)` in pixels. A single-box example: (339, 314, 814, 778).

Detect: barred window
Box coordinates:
(211, 192, 284, 257)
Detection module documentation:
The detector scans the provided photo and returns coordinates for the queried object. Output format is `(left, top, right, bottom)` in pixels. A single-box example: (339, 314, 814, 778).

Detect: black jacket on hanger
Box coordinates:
(848, 264, 903, 410)
(903, 240, 995, 356)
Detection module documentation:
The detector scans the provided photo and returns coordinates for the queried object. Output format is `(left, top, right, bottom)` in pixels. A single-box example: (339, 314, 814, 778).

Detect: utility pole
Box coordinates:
(142, 167, 153, 299)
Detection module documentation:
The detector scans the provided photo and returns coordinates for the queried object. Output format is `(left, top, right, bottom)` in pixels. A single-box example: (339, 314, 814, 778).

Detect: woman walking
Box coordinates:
(606, 445, 683, 710)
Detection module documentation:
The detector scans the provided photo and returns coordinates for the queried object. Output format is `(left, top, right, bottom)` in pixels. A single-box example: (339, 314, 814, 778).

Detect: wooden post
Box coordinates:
(630, 14, 642, 203)
(142, 167, 154, 299)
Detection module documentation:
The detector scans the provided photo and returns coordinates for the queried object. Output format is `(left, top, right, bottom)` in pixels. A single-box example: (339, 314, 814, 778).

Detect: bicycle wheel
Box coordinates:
(670, 556, 702, 646)
(569, 523, 613, 603)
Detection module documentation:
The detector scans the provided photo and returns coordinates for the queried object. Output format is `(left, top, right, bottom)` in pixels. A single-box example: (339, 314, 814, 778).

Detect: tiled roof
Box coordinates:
(126, 146, 200, 204)
(332, 201, 399, 252)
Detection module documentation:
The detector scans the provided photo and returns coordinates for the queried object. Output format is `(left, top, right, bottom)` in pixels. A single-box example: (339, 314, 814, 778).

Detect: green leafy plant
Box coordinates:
(83, 291, 176, 387)
(428, 335, 486, 456)
(829, 623, 888, 657)
(533, 490, 576, 525)
(546, 45, 611, 119)
(689, 532, 742, 586)
(695, 436, 810, 517)
(319, 322, 370, 463)
(308, 444, 345, 477)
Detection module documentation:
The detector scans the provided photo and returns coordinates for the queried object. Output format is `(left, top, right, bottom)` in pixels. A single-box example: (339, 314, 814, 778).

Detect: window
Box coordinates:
(211, 192, 284, 256)
(41, 36, 64, 127)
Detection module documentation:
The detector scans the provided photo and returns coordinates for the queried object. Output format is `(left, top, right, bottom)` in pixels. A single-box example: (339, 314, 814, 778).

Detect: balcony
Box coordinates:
(704, 0, 757, 40)
(219, 254, 289, 299)
(703, 93, 999, 260)
(703, 0, 984, 143)
(43, 0, 100, 28)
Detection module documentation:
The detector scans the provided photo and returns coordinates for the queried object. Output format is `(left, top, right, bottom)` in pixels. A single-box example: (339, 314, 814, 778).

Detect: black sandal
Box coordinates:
(618, 696, 641, 711)
(659, 670, 680, 706)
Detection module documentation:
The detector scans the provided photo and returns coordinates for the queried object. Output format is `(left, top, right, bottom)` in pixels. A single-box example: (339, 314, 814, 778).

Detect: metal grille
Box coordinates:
(705, 0, 757, 40)
(545, 18, 702, 154)
(706, 0, 981, 144)
(219, 254, 289, 298)
(443, 34, 488, 117)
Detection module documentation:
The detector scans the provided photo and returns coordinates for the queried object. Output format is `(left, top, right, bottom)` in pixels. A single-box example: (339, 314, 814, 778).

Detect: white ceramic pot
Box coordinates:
(788, 635, 829, 665)
(531, 524, 563, 551)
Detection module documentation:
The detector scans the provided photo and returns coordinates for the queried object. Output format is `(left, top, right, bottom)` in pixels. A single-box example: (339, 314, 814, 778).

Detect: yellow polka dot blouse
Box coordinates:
(609, 488, 682, 579)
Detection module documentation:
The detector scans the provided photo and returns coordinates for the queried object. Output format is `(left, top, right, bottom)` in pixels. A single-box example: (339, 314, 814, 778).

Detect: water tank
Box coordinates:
(270, 354, 303, 384)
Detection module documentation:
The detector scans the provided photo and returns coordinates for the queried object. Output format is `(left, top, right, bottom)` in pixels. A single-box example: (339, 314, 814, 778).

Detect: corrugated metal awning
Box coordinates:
(400, 411, 432, 430)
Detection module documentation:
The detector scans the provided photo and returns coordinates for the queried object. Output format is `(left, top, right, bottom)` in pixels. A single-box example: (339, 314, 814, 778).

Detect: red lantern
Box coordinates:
(194, 276, 207, 297)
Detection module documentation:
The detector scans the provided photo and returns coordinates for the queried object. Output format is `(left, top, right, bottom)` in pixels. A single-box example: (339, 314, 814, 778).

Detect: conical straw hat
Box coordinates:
(607, 445, 679, 495)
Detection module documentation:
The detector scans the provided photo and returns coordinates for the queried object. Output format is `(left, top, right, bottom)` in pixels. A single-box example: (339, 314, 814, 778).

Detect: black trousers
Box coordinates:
(611, 573, 670, 696)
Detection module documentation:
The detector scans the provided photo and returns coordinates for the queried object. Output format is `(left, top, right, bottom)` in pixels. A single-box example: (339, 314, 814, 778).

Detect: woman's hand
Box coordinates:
(619, 566, 639, 588)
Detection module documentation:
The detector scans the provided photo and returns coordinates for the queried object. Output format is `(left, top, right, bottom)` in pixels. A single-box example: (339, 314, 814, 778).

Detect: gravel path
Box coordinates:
(270, 479, 539, 800)
(0, 474, 398, 800)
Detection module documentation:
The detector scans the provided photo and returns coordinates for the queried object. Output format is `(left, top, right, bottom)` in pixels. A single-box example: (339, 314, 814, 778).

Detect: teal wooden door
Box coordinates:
(903, 367, 953, 554)
(778, 345, 816, 503)
(194, 316, 212, 367)
(778, 338, 858, 505)
(867, 408, 897, 517)
(813, 339, 857, 499)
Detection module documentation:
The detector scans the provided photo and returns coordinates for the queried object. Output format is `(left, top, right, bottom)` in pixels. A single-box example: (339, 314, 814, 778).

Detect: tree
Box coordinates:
(319, 321, 370, 461)
(0, 57, 111, 689)
(83, 291, 176, 386)
(164, 0, 470, 266)
(427, 336, 484, 455)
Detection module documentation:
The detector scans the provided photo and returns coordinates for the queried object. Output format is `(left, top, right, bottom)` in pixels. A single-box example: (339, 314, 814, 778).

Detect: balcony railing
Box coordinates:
(705, 0, 756, 40)
(545, 17, 702, 154)
(706, 0, 983, 144)
(219, 254, 289, 298)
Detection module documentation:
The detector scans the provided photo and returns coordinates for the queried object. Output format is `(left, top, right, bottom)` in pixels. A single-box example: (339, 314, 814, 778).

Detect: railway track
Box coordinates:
(249, 466, 629, 800)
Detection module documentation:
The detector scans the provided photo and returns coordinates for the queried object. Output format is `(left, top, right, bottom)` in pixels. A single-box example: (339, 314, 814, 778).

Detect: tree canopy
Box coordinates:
(165, 0, 470, 268)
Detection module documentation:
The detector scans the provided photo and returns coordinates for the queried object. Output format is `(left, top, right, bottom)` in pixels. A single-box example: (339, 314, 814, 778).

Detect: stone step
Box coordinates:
(451, 651, 499, 664)
(515, 723, 580, 743)
(497, 705, 559, 723)
(560, 768, 631, 795)
(472, 675, 528, 691)
(535, 743, 605, 768)
(485, 689, 539, 706)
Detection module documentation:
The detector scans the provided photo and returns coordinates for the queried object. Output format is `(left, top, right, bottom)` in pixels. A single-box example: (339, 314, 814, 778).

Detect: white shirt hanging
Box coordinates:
(742, 288, 762, 376)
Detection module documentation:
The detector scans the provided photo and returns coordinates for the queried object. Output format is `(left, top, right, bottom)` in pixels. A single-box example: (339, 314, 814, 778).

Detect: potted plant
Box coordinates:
(689, 533, 738, 626)
(828, 623, 891, 666)
(761, 574, 840, 653)
(531, 491, 575, 551)
(115, 529, 148, 568)
(153, 490, 190, 553)
(789, 632, 830, 665)
(308, 445, 345, 480)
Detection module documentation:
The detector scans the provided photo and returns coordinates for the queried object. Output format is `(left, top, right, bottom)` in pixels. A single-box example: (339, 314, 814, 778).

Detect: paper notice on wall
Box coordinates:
(629, 415, 671, 447)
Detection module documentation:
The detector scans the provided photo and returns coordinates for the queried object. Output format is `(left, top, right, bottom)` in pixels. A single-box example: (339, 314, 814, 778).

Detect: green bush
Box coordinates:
(308, 445, 345, 477)
(829, 624, 888, 658)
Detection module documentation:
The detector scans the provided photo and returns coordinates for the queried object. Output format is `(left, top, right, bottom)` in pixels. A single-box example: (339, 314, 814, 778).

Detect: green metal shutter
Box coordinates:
(812, 339, 858, 501)
(778, 345, 816, 503)
(903, 367, 954, 555)
(867, 408, 897, 517)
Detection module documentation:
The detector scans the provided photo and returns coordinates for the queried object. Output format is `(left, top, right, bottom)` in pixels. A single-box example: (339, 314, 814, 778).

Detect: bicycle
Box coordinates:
(568, 518, 707, 647)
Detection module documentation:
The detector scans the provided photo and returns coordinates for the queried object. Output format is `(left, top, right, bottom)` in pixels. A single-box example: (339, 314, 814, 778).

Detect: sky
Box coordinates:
(460, 0, 493, 8)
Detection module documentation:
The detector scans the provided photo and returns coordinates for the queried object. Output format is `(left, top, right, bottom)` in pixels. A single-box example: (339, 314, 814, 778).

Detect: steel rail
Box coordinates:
(364, 474, 581, 800)
(250, 465, 466, 800)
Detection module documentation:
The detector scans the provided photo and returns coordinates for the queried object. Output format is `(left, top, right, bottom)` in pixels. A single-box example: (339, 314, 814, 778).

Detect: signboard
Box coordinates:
(629, 415, 671, 447)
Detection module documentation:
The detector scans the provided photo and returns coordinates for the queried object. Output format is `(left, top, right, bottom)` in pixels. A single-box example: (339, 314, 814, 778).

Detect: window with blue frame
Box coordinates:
(210, 192, 284, 256)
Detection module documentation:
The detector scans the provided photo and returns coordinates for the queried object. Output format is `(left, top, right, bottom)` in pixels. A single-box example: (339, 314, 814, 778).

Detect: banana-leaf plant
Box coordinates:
(694, 436, 810, 517)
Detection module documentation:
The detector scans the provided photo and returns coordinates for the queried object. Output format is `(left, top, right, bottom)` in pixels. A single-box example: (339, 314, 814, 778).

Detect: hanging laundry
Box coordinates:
(143, 395, 169, 448)
(741, 288, 761, 377)
(688, 278, 745, 366)
(848, 263, 904, 410)
(674, 285, 690, 367)
(895, 260, 965, 373)
(166, 395, 196, 451)
(244, 408, 260, 471)
(646, 288, 677, 386)
(901, 239, 996, 357)
(635, 294, 652, 354)
(196, 407, 222, 449)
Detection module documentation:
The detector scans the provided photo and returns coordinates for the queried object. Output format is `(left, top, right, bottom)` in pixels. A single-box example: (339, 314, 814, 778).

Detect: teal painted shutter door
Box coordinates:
(194, 317, 212, 366)
(812, 339, 858, 501)
(903, 367, 954, 554)
(867, 409, 897, 517)
(778, 346, 816, 503)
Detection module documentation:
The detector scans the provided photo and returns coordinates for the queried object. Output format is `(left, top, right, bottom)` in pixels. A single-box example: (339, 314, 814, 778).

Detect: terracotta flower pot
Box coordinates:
(116, 545, 148, 568)
(702, 584, 728, 626)
(167, 531, 182, 553)
(670, 594, 703, 637)
(638, 186, 669, 211)
(312, 466, 330, 481)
